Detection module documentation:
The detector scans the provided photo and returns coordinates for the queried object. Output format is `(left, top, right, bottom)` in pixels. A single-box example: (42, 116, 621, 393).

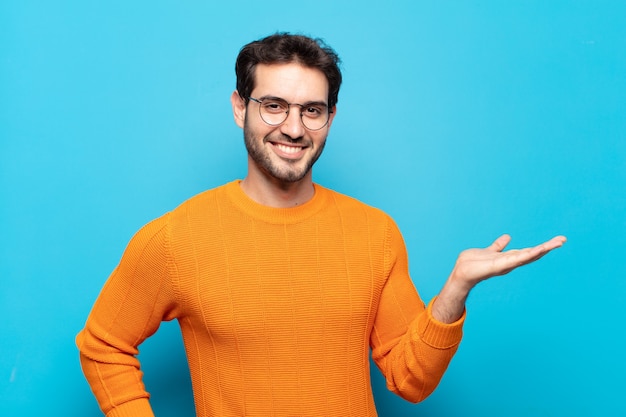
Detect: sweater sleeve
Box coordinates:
(370, 218, 464, 403)
(76, 214, 180, 417)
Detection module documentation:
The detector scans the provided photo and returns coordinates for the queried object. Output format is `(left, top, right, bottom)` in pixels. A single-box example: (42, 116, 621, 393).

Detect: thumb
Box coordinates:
(488, 234, 512, 252)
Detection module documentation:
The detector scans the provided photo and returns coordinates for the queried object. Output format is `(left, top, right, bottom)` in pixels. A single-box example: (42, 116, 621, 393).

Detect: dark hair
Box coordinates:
(235, 33, 342, 108)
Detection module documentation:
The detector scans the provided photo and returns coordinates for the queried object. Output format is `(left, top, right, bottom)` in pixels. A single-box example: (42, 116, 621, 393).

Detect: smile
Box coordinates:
(272, 142, 306, 157)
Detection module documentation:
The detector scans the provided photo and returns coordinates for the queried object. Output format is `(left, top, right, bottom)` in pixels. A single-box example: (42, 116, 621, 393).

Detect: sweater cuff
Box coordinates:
(106, 398, 154, 417)
(415, 298, 465, 349)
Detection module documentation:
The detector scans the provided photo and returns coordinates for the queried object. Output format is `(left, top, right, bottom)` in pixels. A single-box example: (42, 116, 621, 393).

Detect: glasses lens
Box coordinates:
(258, 99, 289, 126)
(301, 104, 329, 131)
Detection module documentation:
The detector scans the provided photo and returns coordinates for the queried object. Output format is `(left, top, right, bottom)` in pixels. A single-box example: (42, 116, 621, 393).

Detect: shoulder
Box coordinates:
(128, 182, 233, 238)
(316, 185, 408, 255)
(168, 182, 233, 216)
(316, 184, 396, 226)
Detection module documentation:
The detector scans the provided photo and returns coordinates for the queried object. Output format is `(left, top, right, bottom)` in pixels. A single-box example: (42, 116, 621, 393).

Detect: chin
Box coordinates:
(270, 167, 310, 183)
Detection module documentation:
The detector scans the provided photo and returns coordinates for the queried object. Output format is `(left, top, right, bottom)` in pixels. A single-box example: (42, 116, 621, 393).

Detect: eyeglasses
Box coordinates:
(248, 96, 332, 131)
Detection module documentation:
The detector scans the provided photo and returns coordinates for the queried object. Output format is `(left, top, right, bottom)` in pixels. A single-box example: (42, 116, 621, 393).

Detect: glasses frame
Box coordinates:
(248, 96, 333, 131)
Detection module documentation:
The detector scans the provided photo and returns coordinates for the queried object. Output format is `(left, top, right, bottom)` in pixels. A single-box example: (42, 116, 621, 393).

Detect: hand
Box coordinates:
(432, 234, 567, 323)
(450, 234, 567, 291)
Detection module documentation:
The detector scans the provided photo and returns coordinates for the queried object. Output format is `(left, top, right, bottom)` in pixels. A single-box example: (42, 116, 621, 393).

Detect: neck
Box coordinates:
(240, 172, 315, 208)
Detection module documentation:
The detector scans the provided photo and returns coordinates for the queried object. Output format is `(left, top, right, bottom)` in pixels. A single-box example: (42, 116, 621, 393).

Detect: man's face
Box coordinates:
(232, 63, 336, 184)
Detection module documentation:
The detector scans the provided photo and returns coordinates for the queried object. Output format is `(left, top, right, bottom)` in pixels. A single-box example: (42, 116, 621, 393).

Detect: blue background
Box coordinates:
(1, 1, 624, 416)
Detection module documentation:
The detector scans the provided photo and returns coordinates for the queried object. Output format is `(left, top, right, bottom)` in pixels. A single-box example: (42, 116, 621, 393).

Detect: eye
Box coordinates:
(262, 100, 288, 113)
(303, 105, 325, 118)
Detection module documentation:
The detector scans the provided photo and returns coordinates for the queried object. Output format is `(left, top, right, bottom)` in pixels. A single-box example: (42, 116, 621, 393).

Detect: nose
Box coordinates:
(279, 108, 306, 139)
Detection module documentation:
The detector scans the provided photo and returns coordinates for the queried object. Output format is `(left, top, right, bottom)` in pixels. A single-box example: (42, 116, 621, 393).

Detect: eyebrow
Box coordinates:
(259, 95, 328, 107)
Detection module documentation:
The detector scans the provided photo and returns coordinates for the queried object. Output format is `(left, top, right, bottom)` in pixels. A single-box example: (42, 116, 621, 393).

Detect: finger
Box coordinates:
(531, 235, 567, 256)
(487, 234, 511, 252)
(549, 235, 567, 247)
(511, 236, 566, 267)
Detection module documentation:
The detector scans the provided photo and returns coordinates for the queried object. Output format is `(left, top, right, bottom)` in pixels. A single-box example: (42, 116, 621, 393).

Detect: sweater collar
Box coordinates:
(224, 180, 330, 224)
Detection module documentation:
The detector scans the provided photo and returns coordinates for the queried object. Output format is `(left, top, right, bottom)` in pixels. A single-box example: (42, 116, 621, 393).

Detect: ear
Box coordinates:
(326, 105, 337, 129)
(231, 91, 246, 128)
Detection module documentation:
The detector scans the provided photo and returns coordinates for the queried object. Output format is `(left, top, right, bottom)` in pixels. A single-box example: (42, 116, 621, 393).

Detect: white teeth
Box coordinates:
(275, 144, 301, 154)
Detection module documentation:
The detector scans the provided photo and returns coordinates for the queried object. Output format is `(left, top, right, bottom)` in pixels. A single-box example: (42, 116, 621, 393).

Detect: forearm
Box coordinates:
(431, 276, 471, 324)
(77, 320, 157, 416)
(79, 351, 155, 417)
(372, 299, 464, 403)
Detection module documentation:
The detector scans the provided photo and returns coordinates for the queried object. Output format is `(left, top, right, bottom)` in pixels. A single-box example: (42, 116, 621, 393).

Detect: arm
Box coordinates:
(432, 234, 567, 323)
(76, 215, 179, 417)
(370, 219, 464, 403)
(371, 225, 566, 402)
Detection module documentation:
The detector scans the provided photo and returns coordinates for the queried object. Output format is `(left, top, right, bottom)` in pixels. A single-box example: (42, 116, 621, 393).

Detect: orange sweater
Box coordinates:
(77, 181, 464, 417)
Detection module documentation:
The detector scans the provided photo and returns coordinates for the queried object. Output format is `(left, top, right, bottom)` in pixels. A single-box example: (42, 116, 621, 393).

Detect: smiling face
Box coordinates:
(232, 63, 336, 185)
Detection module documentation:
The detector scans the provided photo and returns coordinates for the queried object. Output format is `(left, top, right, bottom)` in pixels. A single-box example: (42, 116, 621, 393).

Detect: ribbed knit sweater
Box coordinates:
(77, 181, 464, 417)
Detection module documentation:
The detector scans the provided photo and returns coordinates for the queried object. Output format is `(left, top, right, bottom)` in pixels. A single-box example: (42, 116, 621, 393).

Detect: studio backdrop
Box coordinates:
(1, 1, 625, 416)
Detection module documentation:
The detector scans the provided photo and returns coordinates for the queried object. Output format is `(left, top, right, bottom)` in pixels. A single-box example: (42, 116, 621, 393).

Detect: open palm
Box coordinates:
(451, 234, 567, 290)
(433, 234, 567, 323)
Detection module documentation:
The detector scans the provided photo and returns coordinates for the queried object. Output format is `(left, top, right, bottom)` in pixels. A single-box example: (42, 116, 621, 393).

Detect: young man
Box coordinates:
(77, 33, 565, 417)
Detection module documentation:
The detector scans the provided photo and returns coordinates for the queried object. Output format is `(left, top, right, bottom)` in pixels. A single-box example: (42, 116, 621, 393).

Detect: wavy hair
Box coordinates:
(235, 33, 342, 108)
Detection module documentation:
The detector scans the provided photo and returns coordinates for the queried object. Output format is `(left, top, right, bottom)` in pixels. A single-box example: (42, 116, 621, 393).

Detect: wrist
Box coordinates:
(432, 276, 472, 324)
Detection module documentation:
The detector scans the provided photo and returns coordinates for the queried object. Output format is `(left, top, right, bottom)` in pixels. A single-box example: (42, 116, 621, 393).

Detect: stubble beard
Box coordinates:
(243, 124, 326, 183)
